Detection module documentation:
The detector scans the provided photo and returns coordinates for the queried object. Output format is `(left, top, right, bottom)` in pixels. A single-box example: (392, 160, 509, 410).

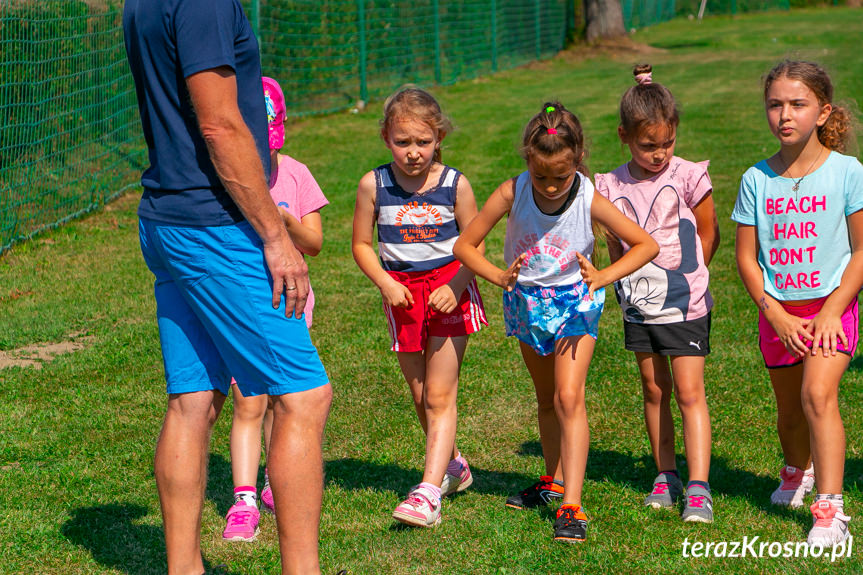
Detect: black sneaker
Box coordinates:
(505, 475, 563, 509)
(553, 504, 587, 543)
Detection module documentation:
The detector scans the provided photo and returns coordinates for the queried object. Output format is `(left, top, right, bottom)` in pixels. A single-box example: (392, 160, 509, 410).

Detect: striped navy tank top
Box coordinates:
(374, 163, 462, 272)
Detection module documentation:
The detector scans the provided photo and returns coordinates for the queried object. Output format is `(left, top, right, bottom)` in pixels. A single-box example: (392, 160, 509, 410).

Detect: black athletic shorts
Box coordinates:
(623, 312, 711, 356)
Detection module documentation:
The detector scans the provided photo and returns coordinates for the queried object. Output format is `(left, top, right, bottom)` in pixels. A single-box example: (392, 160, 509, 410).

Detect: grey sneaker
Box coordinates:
(682, 484, 714, 523)
(643, 472, 684, 509)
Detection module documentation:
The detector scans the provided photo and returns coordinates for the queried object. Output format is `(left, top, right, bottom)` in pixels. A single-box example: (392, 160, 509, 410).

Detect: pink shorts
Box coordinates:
(384, 259, 487, 352)
(759, 297, 859, 368)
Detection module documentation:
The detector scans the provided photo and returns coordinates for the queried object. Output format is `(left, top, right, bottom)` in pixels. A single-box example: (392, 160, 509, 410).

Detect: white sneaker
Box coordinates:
(807, 499, 851, 548)
(392, 486, 441, 527)
(440, 458, 473, 497)
(771, 464, 815, 509)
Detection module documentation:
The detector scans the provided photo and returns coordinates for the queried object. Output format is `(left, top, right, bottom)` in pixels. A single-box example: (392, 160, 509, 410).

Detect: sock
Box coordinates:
(552, 478, 564, 488)
(418, 482, 442, 505)
(447, 454, 466, 476)
(816, 493, 844, 511)
(688, 480, 710, 492)
(660, 469, 680, 478)
(234, 486, 258, 506)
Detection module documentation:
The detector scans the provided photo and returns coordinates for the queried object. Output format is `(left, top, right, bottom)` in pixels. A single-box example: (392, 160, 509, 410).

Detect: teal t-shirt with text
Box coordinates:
(732, 151, 863, 301)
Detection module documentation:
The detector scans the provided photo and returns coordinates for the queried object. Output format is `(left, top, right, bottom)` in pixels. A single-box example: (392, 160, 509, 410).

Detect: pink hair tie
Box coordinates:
(635, 72, 652, 85)
(547, 128, 558, 135)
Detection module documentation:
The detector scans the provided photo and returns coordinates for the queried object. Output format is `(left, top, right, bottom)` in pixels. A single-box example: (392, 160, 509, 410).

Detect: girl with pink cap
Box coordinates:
(222, 76, 330, 542)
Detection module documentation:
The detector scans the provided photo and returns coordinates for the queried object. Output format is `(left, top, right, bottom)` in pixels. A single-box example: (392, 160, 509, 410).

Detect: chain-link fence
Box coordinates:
(254, 0, 571, 117)
(0, 1, 145, 254)
(0, 0, 794, 253)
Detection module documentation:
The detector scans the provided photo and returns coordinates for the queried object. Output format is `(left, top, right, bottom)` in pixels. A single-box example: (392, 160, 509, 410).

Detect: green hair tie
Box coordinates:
(545, 106, 555, 113)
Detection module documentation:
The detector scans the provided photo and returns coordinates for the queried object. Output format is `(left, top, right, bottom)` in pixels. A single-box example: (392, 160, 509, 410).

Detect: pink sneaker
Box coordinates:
(222, 502, 260, 542)
(808, 499, 851, 548)
(261, 485, 274, 514)
(261, 474, 275, 514)
(771, 464, 815, 509)
(392, 486, 441, 527)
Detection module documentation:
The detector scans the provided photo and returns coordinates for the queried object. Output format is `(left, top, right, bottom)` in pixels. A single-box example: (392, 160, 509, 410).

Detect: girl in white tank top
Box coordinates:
(454, 102, 658, 543)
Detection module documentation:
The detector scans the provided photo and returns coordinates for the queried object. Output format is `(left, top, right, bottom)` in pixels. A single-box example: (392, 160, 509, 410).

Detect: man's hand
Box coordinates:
(264, 233, 309, 319)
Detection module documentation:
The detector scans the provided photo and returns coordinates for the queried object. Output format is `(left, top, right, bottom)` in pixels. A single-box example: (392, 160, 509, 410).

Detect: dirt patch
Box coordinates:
(561, 36, 666, 62)
(0, 332, 95, 370)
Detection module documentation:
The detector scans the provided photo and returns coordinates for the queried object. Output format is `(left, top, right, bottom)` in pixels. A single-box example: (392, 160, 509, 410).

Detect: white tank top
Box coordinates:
(504, 171, 595, 287)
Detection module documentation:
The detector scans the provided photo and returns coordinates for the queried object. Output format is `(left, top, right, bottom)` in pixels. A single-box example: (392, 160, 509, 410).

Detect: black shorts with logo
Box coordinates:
(623, 312, 711, 356)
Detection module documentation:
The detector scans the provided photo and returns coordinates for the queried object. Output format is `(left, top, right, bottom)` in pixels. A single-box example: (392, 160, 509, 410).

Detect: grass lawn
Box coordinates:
(2, 6, 863, 574)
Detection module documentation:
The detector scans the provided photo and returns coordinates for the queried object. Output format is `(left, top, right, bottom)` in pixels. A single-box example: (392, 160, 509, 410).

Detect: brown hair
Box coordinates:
(380, 86, 452, 163)
(520, 101, 589, 177)
(618, 64, 679, 141)
(763, 60, 856, 154)
(521, 101, 602, 251)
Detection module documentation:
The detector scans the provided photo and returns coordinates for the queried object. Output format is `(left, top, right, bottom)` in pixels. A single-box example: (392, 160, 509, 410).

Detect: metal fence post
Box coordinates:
(433, 0, 442, 84)
(535, 0, 541, 60)
(358, 0, 368, 103)
(251, 0, 260, 38)
(491, 0, 498, 72)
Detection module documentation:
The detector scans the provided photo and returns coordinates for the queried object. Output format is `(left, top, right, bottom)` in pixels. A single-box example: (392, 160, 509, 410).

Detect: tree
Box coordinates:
(583, 0, 626, 42)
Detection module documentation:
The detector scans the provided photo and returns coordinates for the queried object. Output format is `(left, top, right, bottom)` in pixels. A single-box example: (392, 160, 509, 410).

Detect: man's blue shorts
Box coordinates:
(503, 282, 605, 356)
(139, 217, 329, 397)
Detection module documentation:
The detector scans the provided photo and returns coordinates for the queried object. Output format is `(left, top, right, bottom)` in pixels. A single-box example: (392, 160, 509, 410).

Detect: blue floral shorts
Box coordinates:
(503, 282, 605, 356)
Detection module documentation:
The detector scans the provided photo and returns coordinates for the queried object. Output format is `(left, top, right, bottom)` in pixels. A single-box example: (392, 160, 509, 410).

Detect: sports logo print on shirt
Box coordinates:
(394, 201, 444, 243)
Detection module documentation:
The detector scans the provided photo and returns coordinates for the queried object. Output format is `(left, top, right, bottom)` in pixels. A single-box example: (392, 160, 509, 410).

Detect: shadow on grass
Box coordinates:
(324, 457, 538, 497)
(523, 442, 863, 524)
(848, 353, 863, 372)
(206, 452, 264, 516)
(61, 503, 243, 575)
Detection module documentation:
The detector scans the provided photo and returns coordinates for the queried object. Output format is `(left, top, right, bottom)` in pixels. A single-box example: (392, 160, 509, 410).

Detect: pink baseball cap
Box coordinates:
(262, 76, 286, 150)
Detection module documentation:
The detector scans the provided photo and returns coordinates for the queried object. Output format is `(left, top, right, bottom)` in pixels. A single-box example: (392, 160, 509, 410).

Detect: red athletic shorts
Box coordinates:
(758, 297, 859, 368)
(383, 259, 487, 352)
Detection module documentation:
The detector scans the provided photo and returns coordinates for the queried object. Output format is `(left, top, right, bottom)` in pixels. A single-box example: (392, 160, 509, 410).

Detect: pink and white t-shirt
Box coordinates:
(269, 154, 329, 327)
(595, 156, 713, 325)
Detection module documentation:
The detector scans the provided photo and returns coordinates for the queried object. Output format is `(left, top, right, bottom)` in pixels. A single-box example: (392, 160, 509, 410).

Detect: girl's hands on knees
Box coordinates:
(809, 311, 847, 357)
(429, 284, 458, 314)
(380, 277, 414, 308)
(767, 309, 812, 358)
(500, 253, 527, 292)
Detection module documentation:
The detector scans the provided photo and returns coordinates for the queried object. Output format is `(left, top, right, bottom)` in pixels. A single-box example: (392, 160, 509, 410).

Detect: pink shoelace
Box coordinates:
(688, 495, 706, 509)
(227, 509, 255, 526)
(651, 483, 669, 495)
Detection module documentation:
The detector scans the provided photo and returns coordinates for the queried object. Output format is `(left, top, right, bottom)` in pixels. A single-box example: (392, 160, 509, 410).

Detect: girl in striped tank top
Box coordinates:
(352, 87, 487, 528)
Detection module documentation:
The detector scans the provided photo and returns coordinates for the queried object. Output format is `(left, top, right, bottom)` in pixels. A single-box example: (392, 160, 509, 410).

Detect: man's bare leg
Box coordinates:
(268, 383, 333, 575)
(155, 390, 225, 575)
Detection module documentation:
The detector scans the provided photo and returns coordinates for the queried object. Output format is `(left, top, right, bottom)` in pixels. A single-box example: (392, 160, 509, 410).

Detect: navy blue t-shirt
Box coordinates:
(123, 0, 270, 226)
